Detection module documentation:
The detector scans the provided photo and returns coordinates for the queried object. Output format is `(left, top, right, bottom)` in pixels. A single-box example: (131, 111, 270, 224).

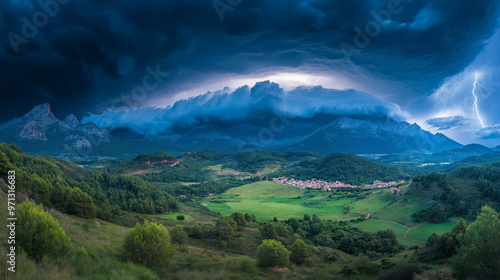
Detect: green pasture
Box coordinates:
(352, 220, 408, 238)
(204, 181, 459, 243)
(349, 189, 396, 213)
(203, 181, 356, 221)
(405, 221, 456, 243)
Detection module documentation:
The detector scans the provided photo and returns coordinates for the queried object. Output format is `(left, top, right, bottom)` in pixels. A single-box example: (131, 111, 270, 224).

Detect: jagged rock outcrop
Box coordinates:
(0, 103, 111, 156)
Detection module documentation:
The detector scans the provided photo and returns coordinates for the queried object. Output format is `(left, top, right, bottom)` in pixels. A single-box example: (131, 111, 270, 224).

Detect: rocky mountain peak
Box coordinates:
(0, 103, 112, 155)
(25, 103, 58, 128)
(63, 114, 80, 127)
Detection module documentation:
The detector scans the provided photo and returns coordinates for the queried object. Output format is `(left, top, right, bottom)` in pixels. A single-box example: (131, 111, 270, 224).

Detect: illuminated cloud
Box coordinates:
(82, 81, 407, 136)
(0, 0, 499, 125)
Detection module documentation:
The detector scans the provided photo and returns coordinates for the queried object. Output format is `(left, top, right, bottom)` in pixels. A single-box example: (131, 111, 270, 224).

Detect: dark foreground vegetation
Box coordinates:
(0, 144, 499, 279)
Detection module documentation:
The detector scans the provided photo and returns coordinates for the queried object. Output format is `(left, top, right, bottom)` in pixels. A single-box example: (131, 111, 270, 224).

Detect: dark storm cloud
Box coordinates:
(82, 81, 405, 136)
(478, 125, 500, 139)
(426, 116, 472, 130)
(0, 0, 499, 122)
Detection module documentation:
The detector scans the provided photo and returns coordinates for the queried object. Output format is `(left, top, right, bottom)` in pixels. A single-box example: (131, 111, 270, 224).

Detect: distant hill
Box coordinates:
(273, 153, 411, 185)
(232, 151, 323, 173)
(109, 151, 181, 175)
(0, 143, 179, 223)
(494, 145, 500, 151)
(376, 144, 495, 169)
(440, 144, 494, 156)
(443, 152, 500, 171)
(89, 139, 184, 157)
(312, 153, 411, 185)
(407, 161, 500, 222)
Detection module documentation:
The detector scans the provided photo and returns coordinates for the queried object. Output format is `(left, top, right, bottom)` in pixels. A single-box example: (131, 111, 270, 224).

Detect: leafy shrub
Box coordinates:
(123, 220, 174, 272)
(17, 202, 71, 261)
(176, 215, 185, 220)
(239, 256, 255, 273)
(170, 225, 188, 245)
(256, 239, 290, 267)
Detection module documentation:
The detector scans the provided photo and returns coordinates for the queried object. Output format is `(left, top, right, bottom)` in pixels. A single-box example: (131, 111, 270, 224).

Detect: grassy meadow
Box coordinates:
(203, 181, 353, 221)
(203, 181, 458, 244)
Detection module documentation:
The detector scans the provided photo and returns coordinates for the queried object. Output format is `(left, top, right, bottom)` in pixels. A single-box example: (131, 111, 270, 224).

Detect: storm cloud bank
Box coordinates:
(82, 81, 406, 136)
(1, 0, 499, 122)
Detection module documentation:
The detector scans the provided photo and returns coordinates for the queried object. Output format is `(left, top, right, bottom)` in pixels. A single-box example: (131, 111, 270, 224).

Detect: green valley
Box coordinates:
(1, 146, 500, 279)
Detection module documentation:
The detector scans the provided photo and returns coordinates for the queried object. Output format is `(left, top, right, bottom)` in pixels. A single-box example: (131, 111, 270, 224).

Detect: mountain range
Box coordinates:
(376, 143, 497, 168)
(145, 114, 463, 154)
(0, 103, 464, 157)
(0, 104, 110, 156)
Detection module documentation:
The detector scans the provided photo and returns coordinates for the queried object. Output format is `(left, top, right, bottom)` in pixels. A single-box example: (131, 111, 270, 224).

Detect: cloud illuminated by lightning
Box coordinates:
(472, 72, 485, 128)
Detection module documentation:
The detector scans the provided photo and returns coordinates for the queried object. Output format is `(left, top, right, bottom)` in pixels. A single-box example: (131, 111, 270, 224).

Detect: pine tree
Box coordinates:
(216, 216, 237, 240)
(231, 212, 248, 231)
(69, 187, 97, 218)
(451, 206, 500, 280)
(0, 151, 11, 176)
(261, 222, 279, 240)
(290, 239, 309, 264)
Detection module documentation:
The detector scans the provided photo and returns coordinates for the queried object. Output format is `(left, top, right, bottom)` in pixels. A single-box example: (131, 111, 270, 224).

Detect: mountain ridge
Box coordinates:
(0, 103, 111, 156)
(0, 103, 463, 157)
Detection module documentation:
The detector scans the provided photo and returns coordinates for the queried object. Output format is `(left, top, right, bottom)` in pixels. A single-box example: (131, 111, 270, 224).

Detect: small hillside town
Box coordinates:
(272, 177, 405, 192)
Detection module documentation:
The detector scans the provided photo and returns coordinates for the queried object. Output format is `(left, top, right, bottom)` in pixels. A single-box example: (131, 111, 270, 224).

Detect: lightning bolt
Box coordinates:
(472, 72, 485, 128)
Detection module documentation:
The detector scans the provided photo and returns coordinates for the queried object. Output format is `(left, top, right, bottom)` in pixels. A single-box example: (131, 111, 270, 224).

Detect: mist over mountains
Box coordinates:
(0, 82, 464, 156)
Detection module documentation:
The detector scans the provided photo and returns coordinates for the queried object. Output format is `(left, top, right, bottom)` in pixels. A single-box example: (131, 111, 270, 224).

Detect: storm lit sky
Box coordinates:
(1, 0, 500, 146)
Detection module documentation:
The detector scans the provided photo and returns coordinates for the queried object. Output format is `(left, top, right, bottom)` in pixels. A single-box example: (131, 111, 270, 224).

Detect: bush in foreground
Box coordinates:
(123, 220, 174, 272)
(451, 206, 500, 280)
(256, 239, 290, 267)
(17, 202, 71, 261)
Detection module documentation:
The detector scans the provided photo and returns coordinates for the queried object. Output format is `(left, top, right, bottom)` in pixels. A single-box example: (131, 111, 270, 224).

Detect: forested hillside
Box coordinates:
(1, 143, 500, 279)
(408, 162, 500, 224)
(0, 143, 179, 223)
(274, 153, 411, 185)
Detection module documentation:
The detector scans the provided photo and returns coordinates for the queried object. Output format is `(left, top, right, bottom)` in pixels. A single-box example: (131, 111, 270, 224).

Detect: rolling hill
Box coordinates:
(275, 153, 412, 185)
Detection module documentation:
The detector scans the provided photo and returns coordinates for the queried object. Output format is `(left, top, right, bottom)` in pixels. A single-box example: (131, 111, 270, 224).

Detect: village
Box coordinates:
(272, 176, 405, 193)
